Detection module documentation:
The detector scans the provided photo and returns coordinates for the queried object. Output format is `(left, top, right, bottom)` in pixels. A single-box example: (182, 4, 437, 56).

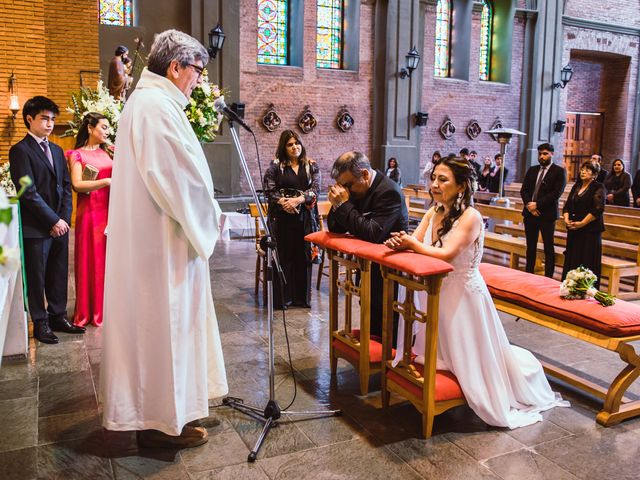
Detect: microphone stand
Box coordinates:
(222, 119, 341, 463)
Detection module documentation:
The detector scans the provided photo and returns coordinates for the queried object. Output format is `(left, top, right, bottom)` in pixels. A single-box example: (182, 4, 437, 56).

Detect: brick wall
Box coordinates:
(0, 0, 99, 161)
(237, 0, 375, 192)
(419, 5, 527, 181)
(565, 0, 640, 27)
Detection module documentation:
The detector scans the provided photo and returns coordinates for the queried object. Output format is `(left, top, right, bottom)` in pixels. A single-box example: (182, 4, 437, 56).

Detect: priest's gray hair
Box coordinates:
(331, 151, 372, 180)
(147, 29, 209, 77)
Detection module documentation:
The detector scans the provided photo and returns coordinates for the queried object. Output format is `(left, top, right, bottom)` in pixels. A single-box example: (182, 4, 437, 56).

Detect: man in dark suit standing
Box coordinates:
(520, 143, 567, 278)
(9, 96, 84, 344)
(591, 154, 607, 184)
(327, 151, 408, 339)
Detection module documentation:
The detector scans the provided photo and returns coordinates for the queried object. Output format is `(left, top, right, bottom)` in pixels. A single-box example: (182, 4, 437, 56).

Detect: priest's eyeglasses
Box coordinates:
(188, 63, 205, 79)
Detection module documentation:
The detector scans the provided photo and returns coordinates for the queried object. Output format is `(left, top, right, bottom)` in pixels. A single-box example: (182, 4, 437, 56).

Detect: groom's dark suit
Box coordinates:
(328, 170, 408, 338)
(9, 134, 72, 324)
(520, 162, 566, 277)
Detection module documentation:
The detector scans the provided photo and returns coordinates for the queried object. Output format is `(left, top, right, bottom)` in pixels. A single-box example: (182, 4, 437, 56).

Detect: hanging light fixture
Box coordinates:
(399, 46, 420, 79)
(208, 24, 226, 59)
(553, 64, 574, 89)
(8, 71, 20, 119)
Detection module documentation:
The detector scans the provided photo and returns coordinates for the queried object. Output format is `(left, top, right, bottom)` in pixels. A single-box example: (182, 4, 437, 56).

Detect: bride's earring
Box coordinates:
(456, 192, 463, 210)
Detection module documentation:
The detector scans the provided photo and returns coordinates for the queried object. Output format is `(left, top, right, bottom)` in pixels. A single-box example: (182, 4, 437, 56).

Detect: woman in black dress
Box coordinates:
(264, 130, 320, 309)
(603, 158, 632, 206)
(477, 155, 495, 191)
(562, 161, 605, 288)
(385, 157, 402, 185)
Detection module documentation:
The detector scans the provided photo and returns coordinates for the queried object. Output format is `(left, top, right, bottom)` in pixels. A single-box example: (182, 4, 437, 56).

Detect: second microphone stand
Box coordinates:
(222, 119, 341, 462)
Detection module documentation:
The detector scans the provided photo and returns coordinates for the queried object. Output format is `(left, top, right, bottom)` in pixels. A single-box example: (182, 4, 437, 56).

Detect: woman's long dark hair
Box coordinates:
(74, 112, 112, 157)
(275, 129, 308, 166)
(431, 156, 476, 247)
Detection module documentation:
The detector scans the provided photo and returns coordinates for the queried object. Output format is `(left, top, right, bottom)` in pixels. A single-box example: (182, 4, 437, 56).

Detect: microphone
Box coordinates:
(213, 97, 253, 133)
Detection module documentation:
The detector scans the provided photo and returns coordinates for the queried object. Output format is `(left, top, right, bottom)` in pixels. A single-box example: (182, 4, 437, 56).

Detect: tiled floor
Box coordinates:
(1, 239, 640, 479)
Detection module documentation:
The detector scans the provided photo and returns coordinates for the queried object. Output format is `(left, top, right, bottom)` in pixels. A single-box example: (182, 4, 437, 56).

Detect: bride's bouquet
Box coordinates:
(184, 69, 224, 143)
(559, 266, 615, 306)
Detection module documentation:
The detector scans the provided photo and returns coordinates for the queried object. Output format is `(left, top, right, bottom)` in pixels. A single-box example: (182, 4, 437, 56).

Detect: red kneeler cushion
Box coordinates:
(386, 364, 464, 402)
(332, 329, 393, 364)
(355, 244, 453, 277)
(479, 263, 640, 337)
(305, 231, 373, 255)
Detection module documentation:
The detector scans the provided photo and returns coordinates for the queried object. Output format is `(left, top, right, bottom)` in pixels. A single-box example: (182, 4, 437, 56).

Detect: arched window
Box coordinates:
(316, 0, 343, 69)
(258, 0, 289, 65)
(434, 0, 452, 78)
(99, 0, 133, 26)
(479, 0, 493, 81)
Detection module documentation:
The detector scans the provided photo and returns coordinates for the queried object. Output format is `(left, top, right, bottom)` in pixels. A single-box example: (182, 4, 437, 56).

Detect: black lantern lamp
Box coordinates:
(553, 64, 574, 89)
(208, 24, 225, 59)
(400, 46, 420, 79)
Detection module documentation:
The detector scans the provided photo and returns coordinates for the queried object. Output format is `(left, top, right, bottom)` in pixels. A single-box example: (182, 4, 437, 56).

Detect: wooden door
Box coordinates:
(564, 112, 604, 181)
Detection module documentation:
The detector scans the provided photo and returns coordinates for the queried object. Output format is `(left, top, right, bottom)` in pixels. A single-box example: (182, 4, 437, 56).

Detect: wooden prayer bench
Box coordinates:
(480, 263, 640, 427)
(305, 231, 381, 395)
(354, 242, 464, 438)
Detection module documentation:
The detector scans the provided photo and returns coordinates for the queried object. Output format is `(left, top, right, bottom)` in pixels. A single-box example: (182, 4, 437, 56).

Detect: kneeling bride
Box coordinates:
(384, 156, 568, 429)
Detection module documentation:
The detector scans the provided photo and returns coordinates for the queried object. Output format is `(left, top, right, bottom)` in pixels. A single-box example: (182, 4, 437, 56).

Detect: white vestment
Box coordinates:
(100, 69, 228, 436)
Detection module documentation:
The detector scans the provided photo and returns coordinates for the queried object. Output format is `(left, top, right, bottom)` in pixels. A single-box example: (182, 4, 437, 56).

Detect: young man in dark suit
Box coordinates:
(520, 143, 567, 278)
(9, 96, 84, 344)
(327, 151, 408, 339)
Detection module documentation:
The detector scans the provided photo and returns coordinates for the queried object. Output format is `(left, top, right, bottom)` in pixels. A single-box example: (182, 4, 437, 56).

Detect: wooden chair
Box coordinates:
(249, 203, 268, 302)
(315, 200, 332, 290)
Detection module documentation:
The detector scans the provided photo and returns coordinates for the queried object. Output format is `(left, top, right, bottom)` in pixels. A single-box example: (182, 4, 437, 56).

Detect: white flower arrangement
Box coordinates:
(64, 81, 123, 144)
(184, 69, 225, 143)
(0, 175, 32, 276)
(0, 162, 16, 197)
(559, 266, 615, 306)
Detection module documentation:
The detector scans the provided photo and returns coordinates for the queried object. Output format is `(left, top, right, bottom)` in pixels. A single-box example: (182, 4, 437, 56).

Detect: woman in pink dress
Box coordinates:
(66, 112, 113, 327)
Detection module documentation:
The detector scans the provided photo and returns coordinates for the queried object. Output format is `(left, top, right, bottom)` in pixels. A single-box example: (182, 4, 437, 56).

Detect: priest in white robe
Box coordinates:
(100, 30, 228, 449)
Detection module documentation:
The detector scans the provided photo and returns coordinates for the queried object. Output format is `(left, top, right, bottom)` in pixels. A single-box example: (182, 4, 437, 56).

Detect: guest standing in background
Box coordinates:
(562, 161, 605, 288)
(520, 143, 567, 278)
(478, 155, 494, 191)
(9, 96, 84, 344)
(488, 154, 509, 194)
(631, 169, 640, 208)
(385, 157, 402, 185)
(422, 150, 441, 190)
(264, 129, 320, 309)
(66, 113, 113, 327)
(603, 159, 632, 206)
(591, 154, 607, 184)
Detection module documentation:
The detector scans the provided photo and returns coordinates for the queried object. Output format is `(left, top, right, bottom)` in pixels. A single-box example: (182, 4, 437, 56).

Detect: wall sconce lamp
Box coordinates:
(399, 46, 420, 79)
(415, 111, 429, 127)
(552, 64, 574, 89)
(554, 120, 566, 133)
(208, 24, 225, 59)
(8, 71, 20, 120)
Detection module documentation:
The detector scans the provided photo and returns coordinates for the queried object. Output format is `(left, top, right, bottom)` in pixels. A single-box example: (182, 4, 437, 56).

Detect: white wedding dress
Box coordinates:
(393, 209, 568, 428)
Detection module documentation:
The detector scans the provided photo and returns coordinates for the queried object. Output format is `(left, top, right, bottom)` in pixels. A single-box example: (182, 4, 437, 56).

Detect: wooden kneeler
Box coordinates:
(305, 232, 384, 395)
(357, 244, 466, 438)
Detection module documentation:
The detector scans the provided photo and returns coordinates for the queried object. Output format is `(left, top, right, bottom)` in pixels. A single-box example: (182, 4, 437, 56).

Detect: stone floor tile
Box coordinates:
(0, 355, 37, 382)
(0, 446, 37, 480)
(534, 427, 640, 479)
(0, 396, 38, 452)
(0, 376, 38, 401)
(112, 454, 190, 480)
(257, 438, 423, 480)
(484, 448, 579, 480)
(190, 462, 270, 480)
(445, 430, 526, 461)
(38, 370, 97, 417)
(387, 436, 499, 479)
(505, 419, 573, 446)
(38, 409, 102, 445)
(35, 340, 89, 375)
(179, 429, 250, 472)
(37, 437, 113, 480)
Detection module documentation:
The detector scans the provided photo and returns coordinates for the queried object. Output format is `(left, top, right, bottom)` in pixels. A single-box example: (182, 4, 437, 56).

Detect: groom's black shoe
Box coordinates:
(34, 321, 59, 344)
(49, 317, 86, 334)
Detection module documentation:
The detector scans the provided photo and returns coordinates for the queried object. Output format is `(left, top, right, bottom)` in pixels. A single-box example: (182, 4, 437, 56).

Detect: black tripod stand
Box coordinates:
(221, 117, 341, 462)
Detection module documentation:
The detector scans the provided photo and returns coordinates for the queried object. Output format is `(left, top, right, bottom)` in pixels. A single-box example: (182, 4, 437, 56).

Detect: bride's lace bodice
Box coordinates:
(425, 210, 485, 290)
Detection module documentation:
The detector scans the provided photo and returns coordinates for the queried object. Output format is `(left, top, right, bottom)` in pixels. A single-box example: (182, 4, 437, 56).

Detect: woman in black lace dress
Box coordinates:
(264, 130, 320, 309)
(562, 161, 605, 287)
(603, 158, 631, 206)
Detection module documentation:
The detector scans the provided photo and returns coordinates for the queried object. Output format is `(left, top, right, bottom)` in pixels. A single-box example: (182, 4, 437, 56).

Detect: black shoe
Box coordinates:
(49, 317, 86, 334)
(34, 321, 59, 344)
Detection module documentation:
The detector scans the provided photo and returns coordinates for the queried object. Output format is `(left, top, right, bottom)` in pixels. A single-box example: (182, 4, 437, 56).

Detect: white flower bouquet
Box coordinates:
(184, 69, 224, 143)
(0, 175, 32, 276)
(64, 81, 123, 143)
(0, 162, 16, 197)
(560, 266, 615, 306)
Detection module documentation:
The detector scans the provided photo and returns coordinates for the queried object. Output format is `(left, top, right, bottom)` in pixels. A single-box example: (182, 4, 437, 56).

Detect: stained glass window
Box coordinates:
(258, 0, 288, 65)
(434, 0, 451, 78)
(99, 0, 133, 26)
(316, 0, 343, 69)
(479, 0, 493, 81)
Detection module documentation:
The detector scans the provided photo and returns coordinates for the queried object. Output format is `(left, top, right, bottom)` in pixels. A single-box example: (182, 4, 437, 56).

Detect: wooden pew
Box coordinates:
(480, 263, 640, 427)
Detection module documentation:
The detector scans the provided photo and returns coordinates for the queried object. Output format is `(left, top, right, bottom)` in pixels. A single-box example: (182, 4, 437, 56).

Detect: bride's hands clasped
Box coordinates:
(384, 231, 418, 251)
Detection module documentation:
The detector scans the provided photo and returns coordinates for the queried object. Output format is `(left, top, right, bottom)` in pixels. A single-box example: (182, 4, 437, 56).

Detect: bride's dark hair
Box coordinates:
(431, 156, 477, 247)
